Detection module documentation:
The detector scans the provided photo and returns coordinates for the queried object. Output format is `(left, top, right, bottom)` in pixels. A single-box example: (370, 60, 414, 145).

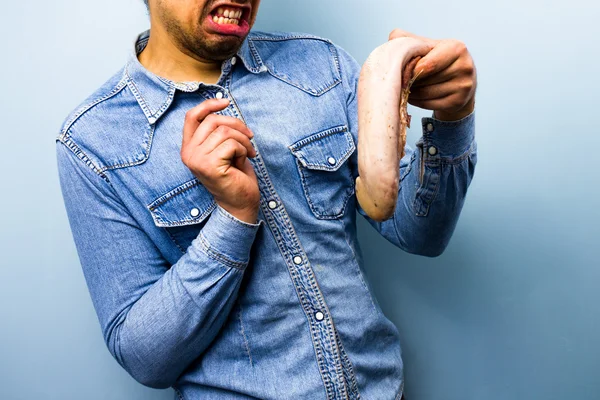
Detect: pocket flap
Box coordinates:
(288, 125, 355, 171)
(147, 178, 216, 228)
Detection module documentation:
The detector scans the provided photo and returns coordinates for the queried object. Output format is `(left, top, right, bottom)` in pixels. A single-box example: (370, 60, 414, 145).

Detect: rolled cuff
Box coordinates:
(419, 110, 475, 161)
(197, 204, 261, 269)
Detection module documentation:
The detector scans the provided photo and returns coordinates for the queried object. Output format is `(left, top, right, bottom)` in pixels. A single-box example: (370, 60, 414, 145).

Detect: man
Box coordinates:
(56, 0, 477, 398)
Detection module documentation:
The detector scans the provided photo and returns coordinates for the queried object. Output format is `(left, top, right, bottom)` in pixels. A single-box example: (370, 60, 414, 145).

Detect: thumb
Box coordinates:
(388, 28, 415, 41)
(389, 28, 440, 48)
(412, 40, 455, 81)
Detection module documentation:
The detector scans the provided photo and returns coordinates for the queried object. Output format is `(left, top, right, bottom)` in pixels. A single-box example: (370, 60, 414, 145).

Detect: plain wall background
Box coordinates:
(1, 1, 598, 399)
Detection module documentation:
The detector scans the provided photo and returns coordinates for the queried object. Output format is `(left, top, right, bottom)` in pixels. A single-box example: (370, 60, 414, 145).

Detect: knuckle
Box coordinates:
(462, 79, 474, 93)
(455, 40, 468, 55)
(184, 109, 195, 122)
(464, 59, 476, 75)
(388, 28, 404, 40)
(211, 125, 227, 139)
(204, 113, 217, 124)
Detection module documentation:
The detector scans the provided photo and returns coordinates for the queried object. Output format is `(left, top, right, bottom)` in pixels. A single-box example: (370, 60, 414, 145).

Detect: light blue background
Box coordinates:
(1, 0, 598, 399)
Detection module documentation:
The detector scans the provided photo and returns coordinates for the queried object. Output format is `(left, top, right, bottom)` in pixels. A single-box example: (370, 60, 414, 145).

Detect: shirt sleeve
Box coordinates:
(55, 139, 261, 388)
(335, 43, 478, 257)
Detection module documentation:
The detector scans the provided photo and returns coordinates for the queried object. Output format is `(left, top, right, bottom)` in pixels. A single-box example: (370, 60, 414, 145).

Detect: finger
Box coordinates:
(238, 156, 255, 177)
(201, 126, 256, 158)
(408, 92, 463, 112)
(413, 40, 461, 82)
(182, 98, 231, 148)
(409, 81, 456, 101)
(212, 138, 248, 170)
(411, 59, 460, 88)
(189, 114, 254, 149)
(388, 28, 439, 46)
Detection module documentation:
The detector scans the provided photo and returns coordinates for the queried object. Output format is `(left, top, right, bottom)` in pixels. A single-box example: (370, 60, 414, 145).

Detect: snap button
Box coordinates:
(315, 311, 324, 321)
(231, 57, 237, 65)
(428, 146, 438, 156)
(216, 92, 224, 99)
(293, 256, 302, 265)
(190, 208, 200, 217)
(327, 157, 336, 165)
(426, 122, 435, 132)
(268, 200, 278, 210)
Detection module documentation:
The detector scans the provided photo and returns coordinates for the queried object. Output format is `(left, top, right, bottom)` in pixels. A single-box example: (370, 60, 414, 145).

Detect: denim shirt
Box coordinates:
(56, 30, 477, 400)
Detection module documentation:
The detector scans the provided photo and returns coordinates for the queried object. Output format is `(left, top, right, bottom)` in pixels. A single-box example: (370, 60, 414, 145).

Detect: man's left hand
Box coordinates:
(389, 29, 477, 122)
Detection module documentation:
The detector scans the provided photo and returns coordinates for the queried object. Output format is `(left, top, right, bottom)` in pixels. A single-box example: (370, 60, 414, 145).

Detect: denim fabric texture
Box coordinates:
(56, 30, 477, 399)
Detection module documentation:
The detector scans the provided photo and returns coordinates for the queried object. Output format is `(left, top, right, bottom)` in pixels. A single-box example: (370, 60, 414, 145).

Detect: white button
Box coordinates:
(231, 57, 237, 65)
(190, 208, 200, 217)
(428, 146, 438, 156)
(268, 200, 278, 210)
(216, 92, 224, 99)
(315, 311, 324, 321)
(327, 157, 336, 165)
(293, 256, 302, 265)
(426, 123, 435, 132)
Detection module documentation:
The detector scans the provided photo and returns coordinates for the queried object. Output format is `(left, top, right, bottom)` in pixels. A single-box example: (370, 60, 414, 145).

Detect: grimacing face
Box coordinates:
(149, 0, 261, 61)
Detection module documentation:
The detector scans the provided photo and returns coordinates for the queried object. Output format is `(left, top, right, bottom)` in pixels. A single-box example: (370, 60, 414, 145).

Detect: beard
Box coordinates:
(156, 2, 247, 62)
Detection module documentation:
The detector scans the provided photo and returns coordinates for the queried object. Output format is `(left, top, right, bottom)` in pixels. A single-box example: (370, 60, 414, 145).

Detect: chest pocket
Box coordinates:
(147, 178, 217, 252)
(288, 125, 356, 220)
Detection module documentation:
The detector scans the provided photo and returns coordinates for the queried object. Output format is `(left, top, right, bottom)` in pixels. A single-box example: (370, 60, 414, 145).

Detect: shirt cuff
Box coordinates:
(197, 204, 261, 268)
(418, 109, 475, 161)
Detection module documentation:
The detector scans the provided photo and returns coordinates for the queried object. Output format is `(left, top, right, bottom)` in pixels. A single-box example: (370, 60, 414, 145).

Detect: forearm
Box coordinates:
(106, 206, 260, 388)
(57, 113, 262, 390)
(359, 111, 477, 256)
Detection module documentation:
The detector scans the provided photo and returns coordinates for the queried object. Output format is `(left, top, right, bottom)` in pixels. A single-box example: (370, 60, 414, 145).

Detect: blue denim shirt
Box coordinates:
(56, 30, 477, 399)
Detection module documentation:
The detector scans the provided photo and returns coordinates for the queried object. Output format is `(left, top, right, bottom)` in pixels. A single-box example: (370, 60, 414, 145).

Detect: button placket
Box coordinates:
(224, 88, 348, 400)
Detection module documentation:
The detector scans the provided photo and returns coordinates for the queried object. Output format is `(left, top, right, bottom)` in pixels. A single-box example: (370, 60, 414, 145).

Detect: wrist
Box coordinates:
(433, 97, 475, 122)
(219, 203, 259, 225)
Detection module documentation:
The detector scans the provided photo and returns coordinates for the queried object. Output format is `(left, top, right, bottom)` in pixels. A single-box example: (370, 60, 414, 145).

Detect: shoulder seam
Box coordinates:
(57, 74, 128, 142)
(57, 136, 111, 184)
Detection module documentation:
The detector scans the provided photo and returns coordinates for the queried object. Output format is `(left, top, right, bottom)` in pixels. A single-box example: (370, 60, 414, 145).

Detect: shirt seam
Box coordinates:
(197, 232, 248, 270)
(56, 136, 111, 184)
(57, 75, 127, 141)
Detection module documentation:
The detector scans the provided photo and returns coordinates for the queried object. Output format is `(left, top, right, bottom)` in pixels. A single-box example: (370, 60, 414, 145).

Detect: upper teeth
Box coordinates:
(215, 7, 243, 19)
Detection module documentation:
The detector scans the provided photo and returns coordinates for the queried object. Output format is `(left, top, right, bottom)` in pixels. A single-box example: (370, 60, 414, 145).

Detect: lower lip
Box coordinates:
(205, 14, 250, 37)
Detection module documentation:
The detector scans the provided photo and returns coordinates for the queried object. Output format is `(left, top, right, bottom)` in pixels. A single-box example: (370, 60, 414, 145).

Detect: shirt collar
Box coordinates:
(124, 29, 265, 124)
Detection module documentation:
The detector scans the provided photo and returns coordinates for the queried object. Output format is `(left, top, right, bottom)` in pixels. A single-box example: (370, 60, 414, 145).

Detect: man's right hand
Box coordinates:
(181, 98, 260, 224)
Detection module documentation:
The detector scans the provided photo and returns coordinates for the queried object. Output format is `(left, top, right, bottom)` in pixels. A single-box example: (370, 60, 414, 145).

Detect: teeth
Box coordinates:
(212, 6, 243, 25)
(214, 7, 243, 18)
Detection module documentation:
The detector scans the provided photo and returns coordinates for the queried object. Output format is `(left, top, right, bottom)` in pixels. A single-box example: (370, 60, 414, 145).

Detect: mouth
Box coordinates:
(205, 3, 252, 36)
